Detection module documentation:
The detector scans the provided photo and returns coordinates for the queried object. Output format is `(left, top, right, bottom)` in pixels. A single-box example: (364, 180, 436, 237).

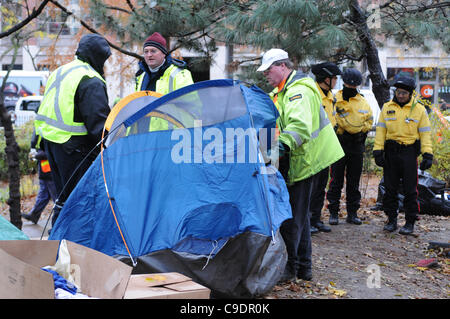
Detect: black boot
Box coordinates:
(278, 262, 296, 283)
(314, 221, 331, 232)
(399, 222, 414, 235)
(346, 212, 362, 225)
(21, 212, 39, 224)
(310, 225, 319, 234)
(297, 268, 312, 281)
(329, 213, 339, 225)
(383, 215, 397, 232)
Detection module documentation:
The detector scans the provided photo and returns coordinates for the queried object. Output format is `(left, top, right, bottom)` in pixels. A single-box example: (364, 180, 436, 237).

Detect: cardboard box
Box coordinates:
(124, 272, 210, 299)
(0, 240, 132, 299)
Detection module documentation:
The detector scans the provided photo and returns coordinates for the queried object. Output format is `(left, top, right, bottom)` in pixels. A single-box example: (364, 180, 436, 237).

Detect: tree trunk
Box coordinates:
(0, 97, 22, 230)
(350, 0, 391, 109)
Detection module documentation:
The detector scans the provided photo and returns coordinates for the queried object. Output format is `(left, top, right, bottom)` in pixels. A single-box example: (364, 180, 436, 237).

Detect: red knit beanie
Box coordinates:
(143, 32, 168, 55)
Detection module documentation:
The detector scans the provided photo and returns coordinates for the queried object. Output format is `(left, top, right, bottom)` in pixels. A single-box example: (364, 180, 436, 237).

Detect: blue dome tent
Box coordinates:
(49, 80, 292, 298)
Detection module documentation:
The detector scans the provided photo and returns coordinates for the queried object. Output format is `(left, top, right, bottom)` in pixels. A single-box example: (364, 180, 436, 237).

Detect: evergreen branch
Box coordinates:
(0, 0, 51, 39)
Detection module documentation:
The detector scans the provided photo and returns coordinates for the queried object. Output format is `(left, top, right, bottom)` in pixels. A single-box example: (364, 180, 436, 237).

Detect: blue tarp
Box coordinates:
(0, 215, 29, 240)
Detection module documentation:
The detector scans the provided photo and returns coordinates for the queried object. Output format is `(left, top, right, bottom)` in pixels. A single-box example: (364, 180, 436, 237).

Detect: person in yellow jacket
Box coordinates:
(373, 76, 433, 235)
(135, 32, 194, 94)
(326, 68, 373, 226)
(258, 49, 344, 282)
(35, 34, 111, 228)
(133, 32, 194, 133)
(309, 62, 342, 234)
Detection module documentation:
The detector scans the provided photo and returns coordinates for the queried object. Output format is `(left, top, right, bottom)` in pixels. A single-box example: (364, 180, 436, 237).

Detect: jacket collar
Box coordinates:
(335, 89, 363, 103)
(316, 82, 333, 100)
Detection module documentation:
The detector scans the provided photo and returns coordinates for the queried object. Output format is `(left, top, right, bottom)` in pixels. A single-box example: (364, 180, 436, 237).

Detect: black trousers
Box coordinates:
(383, 145, 419, 223)
(327, 140, 364, 215)
(309, 166, 329, 224)
(280, 175, 313, 274)
(44, 139, 95, 224)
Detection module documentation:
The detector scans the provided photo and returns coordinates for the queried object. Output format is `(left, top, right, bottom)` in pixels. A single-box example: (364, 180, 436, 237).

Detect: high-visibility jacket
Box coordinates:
(334, 90, 373, 135)
(316, 82, 337, 127)
(374, 97, 433, 154)
(270, 71, 344, 184)
(35, 59, 105, 144)
(135, 64, 194, 94)
(134, 63, 194, 132)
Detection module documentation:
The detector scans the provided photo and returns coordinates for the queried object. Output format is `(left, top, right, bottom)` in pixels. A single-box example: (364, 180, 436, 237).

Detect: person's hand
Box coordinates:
(278, 143, 290, 181)
(373, 150, 385, 167)
(29, 148, 37, 160)
(420, 153, 433, 170)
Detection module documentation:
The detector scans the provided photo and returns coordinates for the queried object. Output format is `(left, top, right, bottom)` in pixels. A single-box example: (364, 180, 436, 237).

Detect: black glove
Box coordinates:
(420, 153, 433, 170)
(278, 143, 290, 181)
(360, 132, 368, 143)
(373, 150, 385, 167)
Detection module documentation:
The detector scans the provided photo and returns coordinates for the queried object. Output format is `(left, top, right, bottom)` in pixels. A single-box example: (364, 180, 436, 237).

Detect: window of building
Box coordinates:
(37, 1, 81, 36)
(2, 64, 22, 71)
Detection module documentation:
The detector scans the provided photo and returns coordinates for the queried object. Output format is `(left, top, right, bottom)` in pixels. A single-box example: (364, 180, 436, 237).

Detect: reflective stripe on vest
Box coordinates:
(136, 65, 181, 94)
(311, 106, 331, 139)
(168, 68, 181, 93)
(35, 63, 94, 134)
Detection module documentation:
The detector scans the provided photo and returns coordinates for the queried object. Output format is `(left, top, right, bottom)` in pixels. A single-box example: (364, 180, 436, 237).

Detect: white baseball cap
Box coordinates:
(257, 48, 289, 72)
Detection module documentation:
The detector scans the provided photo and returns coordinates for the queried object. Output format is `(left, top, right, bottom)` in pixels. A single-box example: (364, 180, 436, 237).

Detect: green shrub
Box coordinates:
(427, 110, 450, 186)
(0, 121, 36, 181)
(363, 134, 382, 176)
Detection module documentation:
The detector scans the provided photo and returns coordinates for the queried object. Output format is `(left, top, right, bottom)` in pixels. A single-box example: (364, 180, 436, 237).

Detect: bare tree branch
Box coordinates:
(49, 0, 143, 60)
(0, 0, 51, 39)
(105, 5, 131, 14)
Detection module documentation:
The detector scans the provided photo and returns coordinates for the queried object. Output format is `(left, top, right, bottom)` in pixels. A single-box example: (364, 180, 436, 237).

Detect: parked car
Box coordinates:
(12, 96, 43, 126)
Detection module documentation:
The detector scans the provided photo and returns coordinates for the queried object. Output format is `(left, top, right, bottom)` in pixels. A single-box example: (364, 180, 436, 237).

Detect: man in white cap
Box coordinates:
(258, 49, 344, 282)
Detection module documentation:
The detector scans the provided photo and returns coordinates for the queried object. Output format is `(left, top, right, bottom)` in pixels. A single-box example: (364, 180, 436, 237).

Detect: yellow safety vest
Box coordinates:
(35, 59, 105, 144)
(134, 64, 194, 132)
(135, 64, 193, 95)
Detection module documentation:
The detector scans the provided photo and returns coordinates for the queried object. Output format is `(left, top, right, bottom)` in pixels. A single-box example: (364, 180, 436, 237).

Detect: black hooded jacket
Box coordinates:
(68, 34, 111, 158)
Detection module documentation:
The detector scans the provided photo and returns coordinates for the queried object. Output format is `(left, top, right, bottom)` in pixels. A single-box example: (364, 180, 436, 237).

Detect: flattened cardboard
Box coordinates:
(165, 280, 209, 292)
(0, 240, 132, 299)
(123, 273, 210, 299)
(0, 249, 54, 299)
(127, 272, 192, 287)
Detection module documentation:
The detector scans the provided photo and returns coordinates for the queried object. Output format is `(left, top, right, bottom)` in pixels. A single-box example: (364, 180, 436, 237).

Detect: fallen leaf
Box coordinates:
(328, 286, 347, 297)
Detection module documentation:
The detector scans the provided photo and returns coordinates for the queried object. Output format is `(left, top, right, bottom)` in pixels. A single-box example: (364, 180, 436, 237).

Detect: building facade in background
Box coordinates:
(1, 1, 448, 109)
